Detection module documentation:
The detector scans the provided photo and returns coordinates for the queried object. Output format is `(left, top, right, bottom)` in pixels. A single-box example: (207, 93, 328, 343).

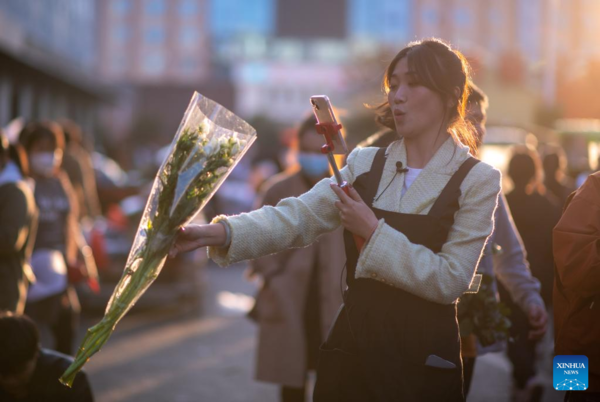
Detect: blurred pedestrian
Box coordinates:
(501, 146, 561, 401)
(0, 131, 37, 314)
(459, 83, 548, 401)
(553, 173, 600, 401)
(0, 311, 94, 401)
(59, 119, 101, 220)
(543, 148, 575, 208)
(506, 148, 561, 306)
(171, 38, 502, 401)
(19, 122, 83, 355)
(247, 115, 345, 402)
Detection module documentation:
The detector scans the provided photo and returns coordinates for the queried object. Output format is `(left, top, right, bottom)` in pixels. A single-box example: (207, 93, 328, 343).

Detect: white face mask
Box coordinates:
(30, 151, 60, 177)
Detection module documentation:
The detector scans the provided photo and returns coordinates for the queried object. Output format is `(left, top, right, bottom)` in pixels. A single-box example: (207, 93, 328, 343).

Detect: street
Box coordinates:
(81, 263, 565, 402)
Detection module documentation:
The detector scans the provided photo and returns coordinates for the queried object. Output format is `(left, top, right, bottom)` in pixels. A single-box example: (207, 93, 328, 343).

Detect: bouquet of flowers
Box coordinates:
(458, 272, 512, 347)
(60, 93, 256, 387)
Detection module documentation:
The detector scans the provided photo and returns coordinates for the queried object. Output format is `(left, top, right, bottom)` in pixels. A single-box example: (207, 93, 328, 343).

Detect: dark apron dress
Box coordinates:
(314, 147, 479, 402)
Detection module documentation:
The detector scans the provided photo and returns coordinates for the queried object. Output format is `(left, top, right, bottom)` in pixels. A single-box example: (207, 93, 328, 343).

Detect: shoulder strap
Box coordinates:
(364, 147, 387, 207)
(428, 157, 480, 218)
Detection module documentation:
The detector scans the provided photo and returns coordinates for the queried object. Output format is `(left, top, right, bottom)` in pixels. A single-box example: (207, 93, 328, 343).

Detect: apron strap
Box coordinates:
(428, 157, 480, 219)
(364, 147, 388, 207)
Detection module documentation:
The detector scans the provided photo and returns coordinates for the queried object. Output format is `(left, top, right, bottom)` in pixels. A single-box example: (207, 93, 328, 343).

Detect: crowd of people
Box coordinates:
(0, 121, 97, 401)
(1, 37, 599, 402)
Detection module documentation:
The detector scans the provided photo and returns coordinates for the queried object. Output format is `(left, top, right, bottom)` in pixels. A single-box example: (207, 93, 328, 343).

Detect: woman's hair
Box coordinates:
(542, 147, 567, 179)
(59, 119, 83, 146)
(297, 114, 318, 142)
(508, 146, 545, 194)
(0, 312, 40, 377)
(467, 81, 488, 108)
(18, 121, 65, 153)
(372, 38, 477, 154)
(0, 130, 8, 162)
(0, 130, 29, 176)
(290, 114, 320, 153)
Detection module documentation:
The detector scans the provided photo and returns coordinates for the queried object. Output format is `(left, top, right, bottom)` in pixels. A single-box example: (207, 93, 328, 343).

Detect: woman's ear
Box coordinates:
(447, 87, 461, 109)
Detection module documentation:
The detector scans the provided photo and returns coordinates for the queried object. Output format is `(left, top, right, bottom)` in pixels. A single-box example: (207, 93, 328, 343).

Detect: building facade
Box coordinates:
(0, 0, 104, 136)
(98, 0, 210, 84)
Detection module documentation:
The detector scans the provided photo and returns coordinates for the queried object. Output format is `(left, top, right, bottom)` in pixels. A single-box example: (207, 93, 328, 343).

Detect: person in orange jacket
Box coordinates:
(553, 172, 600, 401)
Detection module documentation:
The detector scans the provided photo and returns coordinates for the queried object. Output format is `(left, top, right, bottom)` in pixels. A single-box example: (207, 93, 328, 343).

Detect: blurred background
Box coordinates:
(1, 0, 599, 401)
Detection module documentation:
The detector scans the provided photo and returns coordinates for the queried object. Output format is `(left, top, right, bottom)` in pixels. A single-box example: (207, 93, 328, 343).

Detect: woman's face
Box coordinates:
(298, 129, 330, 178)
(387, 57, 448, 140)
(27, 136, 61, 177)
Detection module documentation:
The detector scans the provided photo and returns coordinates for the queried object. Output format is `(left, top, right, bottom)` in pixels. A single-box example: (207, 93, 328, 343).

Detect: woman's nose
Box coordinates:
(393, 88, 406, 104)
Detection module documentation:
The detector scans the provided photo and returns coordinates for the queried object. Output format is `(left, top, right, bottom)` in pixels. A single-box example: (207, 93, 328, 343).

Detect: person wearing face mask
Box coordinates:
(0, 131, 37, 314)
(18, 122, 82, 355)
(246, 115, 346, 402)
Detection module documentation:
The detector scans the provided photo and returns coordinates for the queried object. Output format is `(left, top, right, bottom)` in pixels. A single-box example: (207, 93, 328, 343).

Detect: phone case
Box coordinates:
(310, 95, 348, 155)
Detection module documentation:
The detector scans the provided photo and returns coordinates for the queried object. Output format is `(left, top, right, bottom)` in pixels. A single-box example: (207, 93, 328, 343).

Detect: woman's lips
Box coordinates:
(394, 110, 405, 121)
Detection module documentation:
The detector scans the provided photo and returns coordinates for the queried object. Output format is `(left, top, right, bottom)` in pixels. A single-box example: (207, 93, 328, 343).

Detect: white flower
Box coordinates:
(218, 136, 229, 149)
(204, 137, 219, 156)
(231, 141, 240, 156)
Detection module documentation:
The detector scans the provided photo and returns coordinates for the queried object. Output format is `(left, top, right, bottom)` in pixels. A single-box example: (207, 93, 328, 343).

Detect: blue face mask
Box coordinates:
(298, 152, 330, 178)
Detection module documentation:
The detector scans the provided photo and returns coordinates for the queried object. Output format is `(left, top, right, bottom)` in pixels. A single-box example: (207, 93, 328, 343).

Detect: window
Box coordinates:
(271, 40, 303, 62)
(454, 7, 470, 25)
(178, 0, 198, 16)
(422, 7, 438, 25)
(145, 0, 165, 16)
(180, 56, 197, 74)
(145, 26, 165, 45)
(112, 25, 131, 43)
(179, 26, 198, 47)
(110, 53, 127, 74)
(112, 0, 132, 15)
(142, 52, 165, 75)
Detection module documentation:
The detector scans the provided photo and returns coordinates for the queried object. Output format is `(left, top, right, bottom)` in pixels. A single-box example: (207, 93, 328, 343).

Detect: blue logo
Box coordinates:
(554, 355, 588, 391)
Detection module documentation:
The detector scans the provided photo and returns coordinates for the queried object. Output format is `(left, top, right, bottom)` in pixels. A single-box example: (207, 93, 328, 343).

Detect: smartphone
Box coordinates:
(310, 95, 348, 155)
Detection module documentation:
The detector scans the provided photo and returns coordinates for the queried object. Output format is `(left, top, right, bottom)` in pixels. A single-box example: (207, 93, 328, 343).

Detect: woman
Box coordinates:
(248, 115, 345, 402)
(170, 39, 502, 401)
(19, 122, 81, 355)
(0, 132, 37, 314)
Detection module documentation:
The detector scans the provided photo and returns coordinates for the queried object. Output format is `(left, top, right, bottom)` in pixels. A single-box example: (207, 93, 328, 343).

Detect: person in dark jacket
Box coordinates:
(0, 311, 94, 401)
(543, 149, 575, 208)
(503, 146, 562, 400)
(553, 172, 600, 400)
(0, 131, 37, 314)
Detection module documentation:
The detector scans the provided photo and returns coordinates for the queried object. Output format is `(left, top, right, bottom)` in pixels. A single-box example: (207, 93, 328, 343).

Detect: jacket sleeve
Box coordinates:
(553, 174, 600, 298)
(0, 184, 30, 254)
(209, 148, 366, 266)
(247, 175, 296, 278)
(492, 193, 543, 310)
(355, 164, 502, 304)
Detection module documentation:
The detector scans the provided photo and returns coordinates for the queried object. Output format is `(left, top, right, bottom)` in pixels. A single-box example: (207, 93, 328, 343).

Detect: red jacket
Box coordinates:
(554, 172, 600, 392)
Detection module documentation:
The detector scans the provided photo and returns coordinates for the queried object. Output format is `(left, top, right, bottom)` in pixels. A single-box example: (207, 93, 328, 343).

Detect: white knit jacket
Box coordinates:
(210, 136, 502, 305)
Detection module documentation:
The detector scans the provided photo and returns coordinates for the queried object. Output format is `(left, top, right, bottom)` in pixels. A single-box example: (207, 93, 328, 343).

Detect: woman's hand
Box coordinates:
(330, 183, 379, 241)
(526, 303, 548, 341)
(168, 223, 227, 258)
